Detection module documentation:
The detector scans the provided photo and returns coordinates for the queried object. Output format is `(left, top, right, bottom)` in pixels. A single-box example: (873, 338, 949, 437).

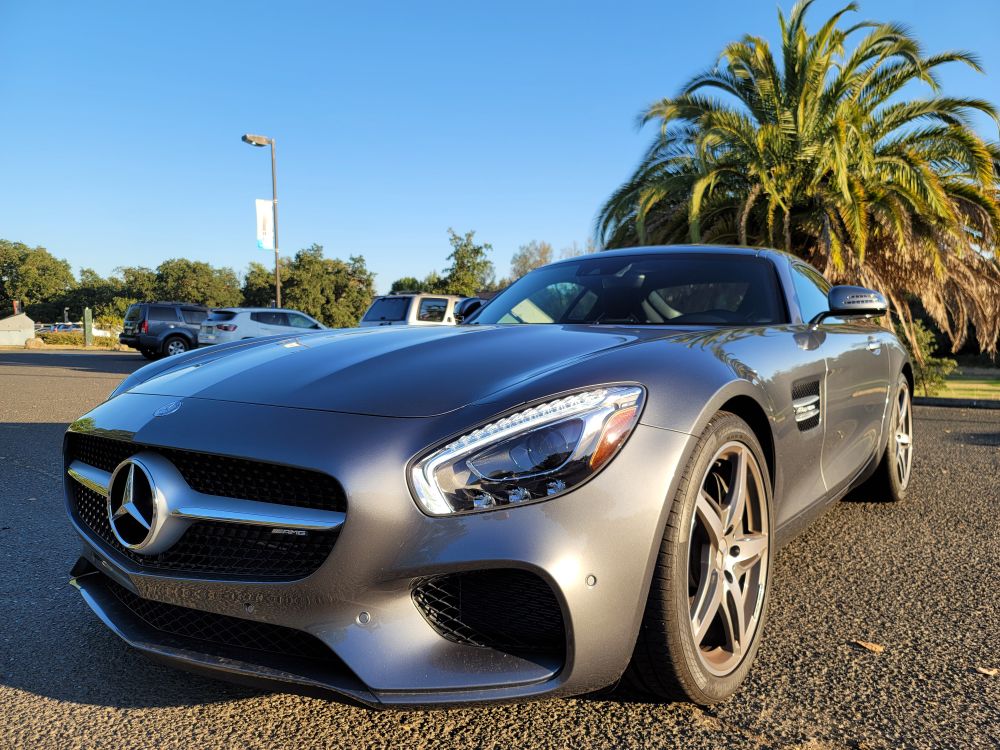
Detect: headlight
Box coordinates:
(411, 386, 645, 515)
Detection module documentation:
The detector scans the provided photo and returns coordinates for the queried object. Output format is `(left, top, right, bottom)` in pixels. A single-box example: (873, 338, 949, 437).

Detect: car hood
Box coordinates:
(125, 325, 671, 417)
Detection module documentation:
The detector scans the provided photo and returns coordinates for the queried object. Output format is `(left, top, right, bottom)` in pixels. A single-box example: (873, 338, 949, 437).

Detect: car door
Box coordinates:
(252, 311, 289, 336)
(789, 263, 890, 493)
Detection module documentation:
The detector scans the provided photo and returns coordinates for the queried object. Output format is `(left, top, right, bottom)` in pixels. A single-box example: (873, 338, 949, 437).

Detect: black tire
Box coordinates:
(855, 373, 913, 503)
(626, 411, 774, 704)
(162, 336, 190, 357)
(139, 347, 159, 360)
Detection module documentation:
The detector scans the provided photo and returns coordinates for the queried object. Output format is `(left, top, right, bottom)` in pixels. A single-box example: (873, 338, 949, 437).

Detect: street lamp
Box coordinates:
(242, 133, 281, 307)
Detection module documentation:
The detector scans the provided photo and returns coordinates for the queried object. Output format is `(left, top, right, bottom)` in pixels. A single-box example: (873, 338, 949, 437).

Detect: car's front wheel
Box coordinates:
(627, 411, 773, 704)
(162, 336, 189, 357)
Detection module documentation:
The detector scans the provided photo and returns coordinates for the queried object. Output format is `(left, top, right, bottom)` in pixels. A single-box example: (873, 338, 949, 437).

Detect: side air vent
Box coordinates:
(791, 379, 821, 431)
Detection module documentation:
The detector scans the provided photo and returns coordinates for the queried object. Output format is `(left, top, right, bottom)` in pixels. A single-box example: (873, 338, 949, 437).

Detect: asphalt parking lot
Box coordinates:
(1, 349, 998, 749)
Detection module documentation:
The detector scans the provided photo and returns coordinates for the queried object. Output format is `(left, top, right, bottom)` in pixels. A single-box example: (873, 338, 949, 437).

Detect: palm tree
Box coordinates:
(598, 0, 1000, 355)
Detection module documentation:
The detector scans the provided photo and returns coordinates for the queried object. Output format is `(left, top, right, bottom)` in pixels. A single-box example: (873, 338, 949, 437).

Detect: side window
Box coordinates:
(251, 312, 288, 326)
(790, 264, 831, 323)
(147, 306, 177, 321)
(286, 313, 317, 329)
(181, 309, 207, 324)
(418, 298, 448, 322)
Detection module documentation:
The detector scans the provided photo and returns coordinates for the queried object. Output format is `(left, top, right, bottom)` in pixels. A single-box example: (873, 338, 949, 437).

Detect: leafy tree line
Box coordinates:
(598, 0, 1000, 357)
(0, 238, 375, 329)
(388, 233, 595, 295)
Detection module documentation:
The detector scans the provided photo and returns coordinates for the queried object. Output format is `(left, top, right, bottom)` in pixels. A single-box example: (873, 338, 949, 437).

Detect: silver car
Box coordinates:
(64, 246, 913, 707)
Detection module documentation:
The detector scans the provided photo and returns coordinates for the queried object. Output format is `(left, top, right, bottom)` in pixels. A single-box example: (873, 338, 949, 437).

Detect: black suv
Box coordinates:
(120, 302, 208, 360)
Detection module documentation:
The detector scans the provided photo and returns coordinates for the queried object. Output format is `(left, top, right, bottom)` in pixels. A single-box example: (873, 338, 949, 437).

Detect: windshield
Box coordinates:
(469, 254, 786, 326)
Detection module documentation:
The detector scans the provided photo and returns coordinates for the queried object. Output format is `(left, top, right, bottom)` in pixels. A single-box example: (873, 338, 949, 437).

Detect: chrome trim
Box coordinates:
(67, 456, 345, 538)
(792, 394, 821, 423)
(68, 462, 111, 498)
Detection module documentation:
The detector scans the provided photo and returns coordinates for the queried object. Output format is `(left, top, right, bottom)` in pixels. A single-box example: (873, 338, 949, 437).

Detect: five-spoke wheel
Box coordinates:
(688, 442, 769, 676)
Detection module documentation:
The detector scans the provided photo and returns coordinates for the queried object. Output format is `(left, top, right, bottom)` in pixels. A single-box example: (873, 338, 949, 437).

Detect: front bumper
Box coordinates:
(65, 392, 692, 706)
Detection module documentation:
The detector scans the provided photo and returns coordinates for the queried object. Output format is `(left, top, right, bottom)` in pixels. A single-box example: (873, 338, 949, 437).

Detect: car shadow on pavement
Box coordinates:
(0, 351, 144, 377)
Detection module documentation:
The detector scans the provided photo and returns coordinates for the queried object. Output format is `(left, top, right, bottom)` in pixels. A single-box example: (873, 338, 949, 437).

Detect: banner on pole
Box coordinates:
(255, 199, 274, 250)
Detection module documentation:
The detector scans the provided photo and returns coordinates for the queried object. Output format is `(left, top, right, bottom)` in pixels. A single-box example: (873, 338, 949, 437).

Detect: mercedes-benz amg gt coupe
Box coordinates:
(64, 246, 913, 707)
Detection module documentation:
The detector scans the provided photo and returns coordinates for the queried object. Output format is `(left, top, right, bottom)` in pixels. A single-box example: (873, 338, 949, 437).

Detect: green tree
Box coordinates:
(62, 268, 125, 320)
(439, 229, 495, 296)
(273, 245, 376, 327)
(0, 240, 76, 320)
(241, 260, 290, 307)
(509, 241, 553, 280)
(897, 319, 957, 396)
(155, 258, 242, 307)
(117, 266, 158, 301)
(598, 0, 1000, 354)
(389, 276, 427, 294)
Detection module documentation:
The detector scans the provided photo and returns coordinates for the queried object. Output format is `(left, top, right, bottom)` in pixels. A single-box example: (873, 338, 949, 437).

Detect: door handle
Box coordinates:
(866, 336, 881, 353)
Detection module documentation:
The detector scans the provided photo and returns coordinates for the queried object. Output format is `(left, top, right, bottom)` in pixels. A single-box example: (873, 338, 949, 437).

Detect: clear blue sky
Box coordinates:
(2, 0, 998, 292)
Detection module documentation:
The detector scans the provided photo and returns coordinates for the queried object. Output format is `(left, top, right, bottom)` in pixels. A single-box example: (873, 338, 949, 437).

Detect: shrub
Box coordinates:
(895, 320, 957, 397)
(38, 331, 117, 348)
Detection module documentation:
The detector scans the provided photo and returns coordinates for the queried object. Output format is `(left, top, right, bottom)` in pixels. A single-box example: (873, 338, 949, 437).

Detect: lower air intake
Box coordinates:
(412, 569, 565, 658)
(104, 576, 338, 663)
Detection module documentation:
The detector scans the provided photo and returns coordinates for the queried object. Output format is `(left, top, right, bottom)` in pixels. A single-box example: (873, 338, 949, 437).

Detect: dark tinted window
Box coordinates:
(286, 313, 318, 328)
(124, 304, 142, 322)
(790, 264, 831, 323)
(471, 255, 786, 326)
(148, 305, 177, 321)
(417, 298, 448, 322)
(208, 311, 238, 322)
(181, 309, 207, 324)
(251, 311, 288, 326)
(363, 297, 410, 322)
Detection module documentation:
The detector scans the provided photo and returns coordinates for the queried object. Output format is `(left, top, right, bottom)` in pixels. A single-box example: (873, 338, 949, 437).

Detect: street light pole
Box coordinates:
(242, 133, 281, 307)
(269, 139, 280, 308)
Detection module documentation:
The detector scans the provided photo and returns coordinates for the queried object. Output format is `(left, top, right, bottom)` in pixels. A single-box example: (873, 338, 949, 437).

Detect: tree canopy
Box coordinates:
(1, 239, 375, 329)
(598, 0, 1000, 354)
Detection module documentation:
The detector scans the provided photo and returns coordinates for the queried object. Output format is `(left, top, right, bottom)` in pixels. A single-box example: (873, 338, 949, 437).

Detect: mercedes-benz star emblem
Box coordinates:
(107, 459, 157, 549)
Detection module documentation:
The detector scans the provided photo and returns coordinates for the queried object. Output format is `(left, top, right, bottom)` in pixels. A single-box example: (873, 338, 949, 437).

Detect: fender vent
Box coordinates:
(791, 379, 821, 431)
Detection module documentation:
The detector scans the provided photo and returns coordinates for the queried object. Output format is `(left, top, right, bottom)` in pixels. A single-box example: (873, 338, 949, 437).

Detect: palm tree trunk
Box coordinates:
(783, 207, 792, 252)
(739, 184, 762, 246)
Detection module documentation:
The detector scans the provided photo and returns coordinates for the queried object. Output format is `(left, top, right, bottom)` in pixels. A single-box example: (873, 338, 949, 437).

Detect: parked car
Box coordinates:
(359, 293, 465, 326)
(119, 302, 208, 359)
(198, 308, 325, 345)
(64, 246, 912, 707)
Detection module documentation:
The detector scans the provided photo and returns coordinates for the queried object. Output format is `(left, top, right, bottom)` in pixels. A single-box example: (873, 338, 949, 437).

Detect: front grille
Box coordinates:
(72, 482, 338, 579)
(104, 576, 337, 663)
(66, 432, 346, 512)
(412, 570, 565, 657)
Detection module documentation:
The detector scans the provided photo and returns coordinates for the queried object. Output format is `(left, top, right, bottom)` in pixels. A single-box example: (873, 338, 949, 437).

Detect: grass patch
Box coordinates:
(938, 377, 1000, 400)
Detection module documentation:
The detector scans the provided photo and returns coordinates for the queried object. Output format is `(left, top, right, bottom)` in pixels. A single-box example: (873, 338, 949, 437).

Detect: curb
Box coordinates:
(914, 396, 1000, 410)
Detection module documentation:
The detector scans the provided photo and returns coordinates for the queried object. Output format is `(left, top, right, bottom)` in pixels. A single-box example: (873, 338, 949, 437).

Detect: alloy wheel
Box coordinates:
(687, 441, 769, 676)
(894, 383, 913, 489)
(166, 339, 187, 356)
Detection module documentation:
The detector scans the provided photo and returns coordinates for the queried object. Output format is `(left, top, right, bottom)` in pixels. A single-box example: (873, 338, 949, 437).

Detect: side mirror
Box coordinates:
(454, 298, 484, 323)
(810, 285, 887, 324)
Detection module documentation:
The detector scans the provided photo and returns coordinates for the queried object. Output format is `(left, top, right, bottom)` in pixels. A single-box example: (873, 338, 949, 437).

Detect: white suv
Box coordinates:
(359, 294, 465, 327)
(198, 308, 325, 345)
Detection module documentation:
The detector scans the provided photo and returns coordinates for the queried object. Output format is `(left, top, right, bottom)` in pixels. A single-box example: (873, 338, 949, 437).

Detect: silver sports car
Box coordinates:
(64, 246, 913, 707)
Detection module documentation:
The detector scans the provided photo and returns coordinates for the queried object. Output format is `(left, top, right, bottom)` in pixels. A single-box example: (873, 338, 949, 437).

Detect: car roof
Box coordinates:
(376, 294, 464, 300)
(212, 307, 314, 314)
(544, 244, 785, 266)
